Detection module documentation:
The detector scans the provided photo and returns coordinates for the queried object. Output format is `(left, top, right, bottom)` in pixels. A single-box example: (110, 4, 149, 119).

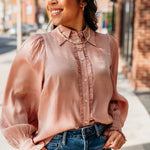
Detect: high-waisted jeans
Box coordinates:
(45, 122, 111, 150)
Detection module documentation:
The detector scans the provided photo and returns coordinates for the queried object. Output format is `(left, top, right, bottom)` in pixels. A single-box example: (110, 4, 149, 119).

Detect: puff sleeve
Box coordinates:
(106, 35, 129, 134)
(0, 34, 46, 150)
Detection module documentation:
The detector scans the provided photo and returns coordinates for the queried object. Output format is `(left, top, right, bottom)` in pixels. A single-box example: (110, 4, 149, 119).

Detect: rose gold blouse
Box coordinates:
(0, 25, 128, 150)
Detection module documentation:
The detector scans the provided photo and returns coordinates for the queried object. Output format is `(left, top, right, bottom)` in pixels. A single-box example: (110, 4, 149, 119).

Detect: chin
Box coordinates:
(51, 20, 61, 26)
(53, 23, 60, 26)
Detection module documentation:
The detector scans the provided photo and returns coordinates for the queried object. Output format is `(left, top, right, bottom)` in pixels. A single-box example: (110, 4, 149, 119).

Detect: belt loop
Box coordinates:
(62, 131, 67, 146)
(94, 123, 100, 137)
(81, 128, 86, 150)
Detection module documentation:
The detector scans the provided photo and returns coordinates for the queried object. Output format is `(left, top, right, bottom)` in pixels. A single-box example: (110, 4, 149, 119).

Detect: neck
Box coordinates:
(64, 21, 86, 32)
(63, 13, 86, 31)
(72, 19, 86, 31)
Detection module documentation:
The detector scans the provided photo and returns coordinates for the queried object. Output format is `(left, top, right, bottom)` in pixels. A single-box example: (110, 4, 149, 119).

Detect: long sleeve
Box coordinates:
(106, 35, 129, 133)
(0, 34, 45, 150)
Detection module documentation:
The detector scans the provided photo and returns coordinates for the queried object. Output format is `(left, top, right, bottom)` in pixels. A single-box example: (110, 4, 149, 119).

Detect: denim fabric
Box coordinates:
(45, 122, 111, 150)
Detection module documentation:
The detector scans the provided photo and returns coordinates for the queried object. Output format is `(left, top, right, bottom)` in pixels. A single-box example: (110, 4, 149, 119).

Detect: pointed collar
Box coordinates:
(53, 24, 96, 47)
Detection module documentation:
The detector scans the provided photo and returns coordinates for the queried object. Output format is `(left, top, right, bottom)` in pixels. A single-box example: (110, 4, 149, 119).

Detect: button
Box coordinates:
(85, 99, 88, 102)
(80, 58, 84, 61)
(84, 78, 87, 82)
(80, 32, 83, 36)
(77, 48, 82, 51)
(85, 121, 88, 124)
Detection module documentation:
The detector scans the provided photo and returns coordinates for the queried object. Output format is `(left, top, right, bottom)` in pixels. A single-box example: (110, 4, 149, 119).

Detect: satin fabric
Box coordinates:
(0, 25, 128, 150)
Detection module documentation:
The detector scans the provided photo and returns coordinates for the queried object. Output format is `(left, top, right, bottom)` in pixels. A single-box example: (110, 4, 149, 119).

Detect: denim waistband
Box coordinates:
(52, 122, 106, 140)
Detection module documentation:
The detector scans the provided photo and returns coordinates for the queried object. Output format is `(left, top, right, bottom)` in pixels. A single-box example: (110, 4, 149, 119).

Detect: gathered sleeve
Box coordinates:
(0, 34, 46, 150)
(106, 35, 129, 134)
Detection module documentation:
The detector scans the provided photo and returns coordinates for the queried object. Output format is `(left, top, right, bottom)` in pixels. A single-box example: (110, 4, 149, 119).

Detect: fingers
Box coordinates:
(109, 134, 125, 149)
(117, 135, 126, 148)
(103, 131, 117, 148)
(103, 131, 126, 149)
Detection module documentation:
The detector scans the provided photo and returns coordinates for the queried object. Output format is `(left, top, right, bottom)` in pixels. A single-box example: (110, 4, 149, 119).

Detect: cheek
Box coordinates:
(61, 0, 75, 4)
(45, 0, 50, 11)
(61, 0, 79, 9)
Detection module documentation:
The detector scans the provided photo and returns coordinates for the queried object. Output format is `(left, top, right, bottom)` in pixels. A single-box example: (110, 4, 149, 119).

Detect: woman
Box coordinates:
(0, 0, 128, 150)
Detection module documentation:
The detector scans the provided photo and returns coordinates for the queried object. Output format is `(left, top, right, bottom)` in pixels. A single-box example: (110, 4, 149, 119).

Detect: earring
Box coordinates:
(82, 6, 85, 11)
(82, 4, 85, 11)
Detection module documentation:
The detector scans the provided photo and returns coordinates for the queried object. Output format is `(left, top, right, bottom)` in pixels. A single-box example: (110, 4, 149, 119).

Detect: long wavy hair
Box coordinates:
(82, 0, 98, 31)
(47, 0, 98, 31)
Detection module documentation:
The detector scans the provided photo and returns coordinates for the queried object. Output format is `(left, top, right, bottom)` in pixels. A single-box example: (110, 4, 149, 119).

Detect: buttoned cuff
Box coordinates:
(19, 138, 44, 150)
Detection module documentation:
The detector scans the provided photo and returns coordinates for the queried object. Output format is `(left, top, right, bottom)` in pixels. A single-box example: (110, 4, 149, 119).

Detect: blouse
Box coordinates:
(0, 25, 128, 150)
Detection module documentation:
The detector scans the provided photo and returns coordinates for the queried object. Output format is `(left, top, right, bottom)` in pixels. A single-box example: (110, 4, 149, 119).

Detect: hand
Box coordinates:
(103, 130, 126, 149)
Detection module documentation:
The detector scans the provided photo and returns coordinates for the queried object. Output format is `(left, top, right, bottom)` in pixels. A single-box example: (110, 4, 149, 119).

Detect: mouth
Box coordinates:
(50, 8, 63, 16)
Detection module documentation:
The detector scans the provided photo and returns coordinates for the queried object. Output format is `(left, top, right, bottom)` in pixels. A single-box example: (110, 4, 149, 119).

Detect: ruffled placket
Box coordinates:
(66, 28, 94, 126)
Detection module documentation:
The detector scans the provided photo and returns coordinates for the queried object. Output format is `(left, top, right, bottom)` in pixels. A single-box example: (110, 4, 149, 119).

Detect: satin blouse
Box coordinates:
(0, 25, 128, 150)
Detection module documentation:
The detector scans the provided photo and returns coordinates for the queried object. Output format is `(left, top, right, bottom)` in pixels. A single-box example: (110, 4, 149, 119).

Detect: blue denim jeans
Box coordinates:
(45, 122, 111, 150)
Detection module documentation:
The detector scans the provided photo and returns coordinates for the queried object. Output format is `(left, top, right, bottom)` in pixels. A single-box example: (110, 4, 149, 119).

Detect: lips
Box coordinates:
(50, 8, 63, 16)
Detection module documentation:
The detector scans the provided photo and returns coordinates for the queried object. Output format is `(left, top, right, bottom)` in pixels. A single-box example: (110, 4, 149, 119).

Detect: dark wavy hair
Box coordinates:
(47, 0, 98, 31)
(81, 0, 98, 31)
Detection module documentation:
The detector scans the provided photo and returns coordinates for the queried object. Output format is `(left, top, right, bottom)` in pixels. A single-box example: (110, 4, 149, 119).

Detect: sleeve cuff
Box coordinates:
(1, 124, 37, 149)
(108, 101, 123, 129)
(19, 138, 44, 150)
(107, 101, 127, 140)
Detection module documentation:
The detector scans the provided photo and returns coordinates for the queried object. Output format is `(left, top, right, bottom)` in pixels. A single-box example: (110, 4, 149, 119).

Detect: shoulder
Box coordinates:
(94, 32, 110, 48)
(106, 34, 119, 60)
(95, 32, 117, 46)
(95, 32, 108, 40)
(17, 33, 46, 63)
(97, 33, 118, 52)
(21, 33, 44, 49)
(95, 32, 119, 59)
(107, 34, 118, 50)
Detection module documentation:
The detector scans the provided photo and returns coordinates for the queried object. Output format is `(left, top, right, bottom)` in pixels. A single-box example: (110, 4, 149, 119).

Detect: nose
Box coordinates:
(46, 0, 58, 10)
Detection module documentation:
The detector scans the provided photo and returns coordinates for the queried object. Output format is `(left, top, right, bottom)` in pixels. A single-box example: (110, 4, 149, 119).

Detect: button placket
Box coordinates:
(75, 44, 90, 126)
(82, 48, 90, 126)
(84, 120, 88, 124)
(77, 48, 82, 51)
(84, 99, 88, 102)
(77, 49, 85, 62)
(84, 78, 87, 82)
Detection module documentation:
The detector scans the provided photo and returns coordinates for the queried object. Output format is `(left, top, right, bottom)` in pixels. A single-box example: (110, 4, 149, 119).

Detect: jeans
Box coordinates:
(45, 122, 111, 150)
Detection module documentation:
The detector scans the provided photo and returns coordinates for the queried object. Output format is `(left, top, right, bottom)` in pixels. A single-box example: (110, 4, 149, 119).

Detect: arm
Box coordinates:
(107, 34, 128, 133)
(103, 34, 129, 149)
(0, 34, 45, 150)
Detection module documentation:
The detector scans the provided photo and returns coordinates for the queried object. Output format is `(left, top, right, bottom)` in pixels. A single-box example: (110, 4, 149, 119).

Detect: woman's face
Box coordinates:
(46, 0, 84, 29)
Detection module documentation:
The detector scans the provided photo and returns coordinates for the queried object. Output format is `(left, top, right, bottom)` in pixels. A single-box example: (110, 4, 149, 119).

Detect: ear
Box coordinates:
(80, 0, 87, 8)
